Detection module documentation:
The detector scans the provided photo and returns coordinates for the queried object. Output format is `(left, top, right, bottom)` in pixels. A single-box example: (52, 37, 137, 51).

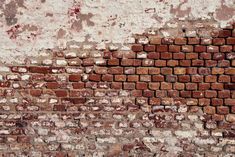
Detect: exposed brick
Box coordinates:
(136, 82, 147, 90)
(131, 44, 143, 52)
(69, 75, 81, 82)
(156, 45, 168, 52)
(144, 45, 155, 52)
(88, 74, 101, 82)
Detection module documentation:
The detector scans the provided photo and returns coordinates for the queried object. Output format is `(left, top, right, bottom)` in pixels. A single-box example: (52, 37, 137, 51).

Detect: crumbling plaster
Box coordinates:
(0, 0, 234, 63)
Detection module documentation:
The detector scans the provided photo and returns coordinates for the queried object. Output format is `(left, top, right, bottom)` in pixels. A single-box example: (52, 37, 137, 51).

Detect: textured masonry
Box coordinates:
(0, 25, 235, 156)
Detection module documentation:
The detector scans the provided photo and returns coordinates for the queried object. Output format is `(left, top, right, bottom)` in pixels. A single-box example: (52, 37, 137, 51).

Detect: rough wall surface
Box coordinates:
(0, 0, 235, 157)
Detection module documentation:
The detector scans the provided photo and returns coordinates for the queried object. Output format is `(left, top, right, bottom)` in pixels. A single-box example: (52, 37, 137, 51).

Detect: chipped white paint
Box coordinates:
(0, 0, 235, 63)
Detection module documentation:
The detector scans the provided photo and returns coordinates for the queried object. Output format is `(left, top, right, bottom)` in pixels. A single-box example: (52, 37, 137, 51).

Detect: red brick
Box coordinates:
(112, 51, 123, 58)
(123, 83, 135, 90)
(149, 36, 162, 44)
(205, 60, 217, 67)
(220, 45, 233, 52)
(198, 68, 211, 75)
(127, 75, 139, 82)
(149, 82, 160, 90)
(213, 38, 225, 45)
(225, 68, 235, 74)
(142, 59, 154, 66)
(180, 91, 191, 98)
(149, 97, 160, 105)
(198, 83, 210, 90)
(213, 53, 225, 60)
(123, 51, 136, 58)
(54, 90, 67, 97)
(166, 75, 177, 82)
(225, 99, 235, 106)
(211, 83, 223, 90)
(205, 90, 217, 98)
(121, 59, 134, 66)
(89, 74, 101, 82)
(46, 82, 60, 89)
(192, 91, 204, 98)
(144, 45, 155, 52)
(227, 37, 235, 44)
(161, 67, 172, 75)
(30, 66, 49, 74)
(62, 98, 86, 104)
(199, 53, 211, 59)
(167, 60, 178, 67)
(174, 82, 184, 90)
(103, 51, 111, 59)
(136, 67, 148, 74)
(140, 75, 151, 82)
(169, 45, 181, 52)
(152, 75, 164, 82)
(115, 75, 126, 81)
(218, 90, 230, 98)
(191, 75, 203, 82)
(199, 98, 210, 106)
(156, 45, 168, 52)
(186, 83, 197, 90)
(186, 67, 197, 75)
(162, 37, 174, 44)
(188, 38, 200, 45)
(136, 82, 147, 90)
(30, 89, 42, 96)
(53, 105, 66, 111)
(147, 52, 160, 59)
(69, 75, 81, 82)
(224, 83, 235, 90)
(143, 90, 154, 97)
(111, 82, 122, 89)
(161, 82, 172, 90)
(72, 82, 85, 89)
(108, 59, 119, 66)
(211, 98, 223, 106)
(173, 53, 185, 59)
(207, 46, 219, 53)
(186, 53, 198, 60)
(83, 58, 94, 66)
(205, 75, 217, 83)
(155, 60, 166, 67)
(94, 67, 107, 74)
(131, 44, 143, 52)
(179, 60, 191, 67)
(178, 75, 190, 83)
(195, 45, 206, 52)
(218, 29, 232, 37)
(175, 38, 187, 45)
(102, 74, 113, 82)
(182, 45, 193, 52)
(160, 52, 172, 59)
(131, 90, 142, 97)
(133, 59, 142, 66)
(108, 67, 123, 74)
(217, 106, 229, 115)
(203, 106, 216, 115)
(192, 60, 204, 66)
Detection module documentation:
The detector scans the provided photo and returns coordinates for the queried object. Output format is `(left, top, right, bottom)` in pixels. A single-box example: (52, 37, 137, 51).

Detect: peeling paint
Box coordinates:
(0, 0, 234, 63)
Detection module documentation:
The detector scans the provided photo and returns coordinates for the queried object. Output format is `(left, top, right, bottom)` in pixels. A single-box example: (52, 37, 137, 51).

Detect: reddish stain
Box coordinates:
(68, 6, 81, 16)
(6, 24, 20, 39)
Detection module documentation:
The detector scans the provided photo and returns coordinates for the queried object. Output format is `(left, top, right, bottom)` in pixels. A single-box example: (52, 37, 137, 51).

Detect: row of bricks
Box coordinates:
(28, 88, 235, 101)
(3, 66, 235, 76)
(1, 79, 235, 91)
(139, 35, 235, 46)
(132, 44, 235, 53)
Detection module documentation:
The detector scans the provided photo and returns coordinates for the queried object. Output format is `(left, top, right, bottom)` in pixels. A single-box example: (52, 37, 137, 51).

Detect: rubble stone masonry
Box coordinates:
(0, 26, 235, 156)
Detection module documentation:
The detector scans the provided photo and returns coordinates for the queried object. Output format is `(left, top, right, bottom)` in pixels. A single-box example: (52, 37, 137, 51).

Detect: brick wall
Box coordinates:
(0, 26, 235, 156)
